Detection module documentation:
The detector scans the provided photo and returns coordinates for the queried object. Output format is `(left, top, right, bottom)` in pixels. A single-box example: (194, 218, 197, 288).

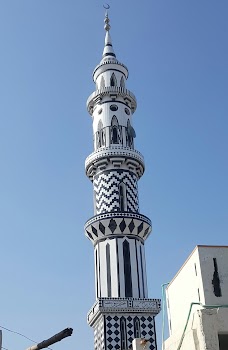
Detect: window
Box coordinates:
(110, 73, 117, 87)
(120, 76, 125, 88)
(125, 108, 130, 115)
(123, 240, 132, 297)
(98, 108, 102, 115)
(110, 104, 118, 111)
(120, 317, 128, 350)
(97, 120, 105, 148)
(212, 258, 222, 297)
(111, 116, 119, 144)
(100, 76, 105, 89)
(134, 317, 141, 338)
(126, 119, 133, 148)
(119, 183, 126, 211)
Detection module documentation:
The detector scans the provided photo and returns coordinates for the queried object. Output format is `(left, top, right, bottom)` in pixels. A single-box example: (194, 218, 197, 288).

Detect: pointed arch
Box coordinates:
(100, 76, 105, 89)
(97, 119, 105, 148)
(126, 119, 132, 147)
(134, 317, 141, 338)
(119, 182, 127, 212)
(111, 116, 119, 144)
(120, 76, 125, 88)
(98, 119, 103, 131)
(110, 72, 117, 87)
(123, 240, 132, 297)
(120, 317, 128, 350)
(111, 115, 119, 126)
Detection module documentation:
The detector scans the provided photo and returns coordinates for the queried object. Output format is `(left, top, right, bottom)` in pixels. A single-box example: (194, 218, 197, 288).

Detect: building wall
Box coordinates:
(166, 247, 205, 335)
(164, 308, 228, 350)
(198, 246, 228, 306)
(164, 246, 228, 350)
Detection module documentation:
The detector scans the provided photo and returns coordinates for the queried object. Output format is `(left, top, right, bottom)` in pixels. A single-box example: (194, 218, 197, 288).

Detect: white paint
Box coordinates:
(109, 238, 119, 297)
(129, 238, 140, 298)
(98, 241, 108, 297)
(136, 240, 144, 298)
(117, 237, 125, 298)
(141, 245, 148, 298)
(164, 245, 228, 350)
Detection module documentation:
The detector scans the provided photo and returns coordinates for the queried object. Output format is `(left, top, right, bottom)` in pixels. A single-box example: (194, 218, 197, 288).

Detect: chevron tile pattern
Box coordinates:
(94, 170, 139, 214)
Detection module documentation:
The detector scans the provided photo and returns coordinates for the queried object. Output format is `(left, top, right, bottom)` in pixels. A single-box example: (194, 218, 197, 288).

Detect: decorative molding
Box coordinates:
(87, 87, 137, 115)
(84, 212, 152, 243)
(88, 297, 161, 325)
(85, 146, 144, 180)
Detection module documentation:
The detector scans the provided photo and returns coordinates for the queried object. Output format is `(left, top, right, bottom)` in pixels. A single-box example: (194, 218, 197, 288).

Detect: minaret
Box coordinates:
(85, 11, 161, 350)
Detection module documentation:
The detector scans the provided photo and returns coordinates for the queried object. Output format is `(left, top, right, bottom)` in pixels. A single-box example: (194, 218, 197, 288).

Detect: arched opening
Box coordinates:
(120, 76, 125, 88)
(100, 76, 105, 89)
(119, 183, 126, 211)
(126, 119, 135, 148)
(110, 73, 117, 87)
(111, 116, 119, 144)
(120, 317, 128, 350)
(97, 120, 105, 148)
(134, 317, 141, 338)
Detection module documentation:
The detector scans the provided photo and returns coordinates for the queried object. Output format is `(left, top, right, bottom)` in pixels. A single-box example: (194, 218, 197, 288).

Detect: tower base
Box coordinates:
(88, 298, 161, 350)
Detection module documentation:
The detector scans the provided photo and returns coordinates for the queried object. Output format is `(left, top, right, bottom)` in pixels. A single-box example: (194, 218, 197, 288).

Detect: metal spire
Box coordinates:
(102, 5, 116, 58)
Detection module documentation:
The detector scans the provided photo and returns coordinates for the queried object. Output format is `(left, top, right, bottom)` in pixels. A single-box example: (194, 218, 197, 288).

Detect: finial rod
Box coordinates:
(103, 4, 111, 31)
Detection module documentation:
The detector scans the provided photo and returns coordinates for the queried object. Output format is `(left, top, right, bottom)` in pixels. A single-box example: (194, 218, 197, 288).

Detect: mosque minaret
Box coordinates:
(84, 11, 161, 350)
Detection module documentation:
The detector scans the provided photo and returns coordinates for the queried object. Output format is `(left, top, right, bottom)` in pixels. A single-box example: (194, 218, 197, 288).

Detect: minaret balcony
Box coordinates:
(86, 87, 137, 115)
(84, 211, 152, 244)
(85, 146, 145, 180)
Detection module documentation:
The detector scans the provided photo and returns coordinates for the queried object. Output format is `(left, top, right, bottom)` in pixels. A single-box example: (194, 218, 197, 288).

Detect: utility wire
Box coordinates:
(0, 325, 53, 350)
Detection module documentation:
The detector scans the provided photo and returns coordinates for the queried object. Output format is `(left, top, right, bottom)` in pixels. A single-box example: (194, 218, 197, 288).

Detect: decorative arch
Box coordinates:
(123, 240, 132, 297)
(126, 119, 132, 148)
(111, 116, 119, 144)
(120, 76, 125, 88)
(110, 72, 117, 87)
(119, 182, 127, 211)
(97, 119, 105, 148)
(120, 317, 128, 350)
(100, 76, 105, 89)
(134, 317, 141, 338)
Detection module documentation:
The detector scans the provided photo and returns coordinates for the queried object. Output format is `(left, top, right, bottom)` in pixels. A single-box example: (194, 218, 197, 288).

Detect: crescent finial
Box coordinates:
(103, 4, 110, 10)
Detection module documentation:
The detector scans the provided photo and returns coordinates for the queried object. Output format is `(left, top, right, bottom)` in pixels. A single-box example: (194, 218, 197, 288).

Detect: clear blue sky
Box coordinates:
(0, 1, 227, 350)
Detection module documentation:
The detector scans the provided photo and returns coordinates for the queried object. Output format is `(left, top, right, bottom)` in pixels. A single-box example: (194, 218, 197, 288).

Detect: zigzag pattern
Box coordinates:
(94, 170, 139, 214)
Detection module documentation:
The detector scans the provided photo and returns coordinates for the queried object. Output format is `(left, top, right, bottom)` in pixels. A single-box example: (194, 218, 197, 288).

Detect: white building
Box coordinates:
(164, 245, 228, 350)
(84, 10, 160, 350)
